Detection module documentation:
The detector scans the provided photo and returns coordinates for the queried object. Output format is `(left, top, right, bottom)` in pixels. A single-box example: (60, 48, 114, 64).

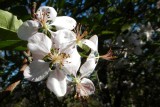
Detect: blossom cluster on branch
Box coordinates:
(17, 6, 112, 98)
(17, 5, 115, 98)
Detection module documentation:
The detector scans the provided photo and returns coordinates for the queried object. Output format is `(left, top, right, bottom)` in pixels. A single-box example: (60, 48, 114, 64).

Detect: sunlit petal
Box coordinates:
(77, 78, 95, 96)
(79, 35, 99, 77)
(36, 6, 57, 24)
(47, 70, 67, 97)
(52, 29, 76, 52)
(62, 48, 81, 76)
(28, 33, 52, 57)
(32, 53, 44, 60)
(51, 16, 77, 30)
(81, 39, 97, 51)
(89, 35, 98, 50)
(24, 60, 50, 82)
(80, 54, 97, 78)
(17, 20, 39, 40)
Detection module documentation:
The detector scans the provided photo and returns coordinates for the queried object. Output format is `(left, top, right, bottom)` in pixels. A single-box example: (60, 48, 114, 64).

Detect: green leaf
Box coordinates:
(0, 9, 23, 40)
(0, 40, 27, 50)
(107, 6, 116, 12)
(110, 17, 123, 24)
(121, 23, 131, 32)
(101, 30, 114, 35)
(0, 9, 27, 50)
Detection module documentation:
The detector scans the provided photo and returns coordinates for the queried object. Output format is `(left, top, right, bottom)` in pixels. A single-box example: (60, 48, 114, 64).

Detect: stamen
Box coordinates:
(80, 31, 88, 40)
(36, 8, 51, 29)
(100, 48, 117, 60)
(46, 48, 71, 69)
(75, 24, 88, 42)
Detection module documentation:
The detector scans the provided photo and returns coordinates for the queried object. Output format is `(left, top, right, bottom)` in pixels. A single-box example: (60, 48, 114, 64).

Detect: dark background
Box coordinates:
(0, 0, 160, 107)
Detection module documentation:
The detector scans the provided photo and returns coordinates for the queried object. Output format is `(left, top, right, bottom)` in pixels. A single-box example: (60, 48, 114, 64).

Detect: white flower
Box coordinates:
(24, 60, 50, 82)
(69, 35, 99, 97)
(47, 68, 67, 97)
(46, 48, 81, 97)
(17, 20, 40, 40)
(79, 35, 99, 78)
(51, 29, 97, 53)
(24, 32, 81, 97)
(144, 22, 154, 41)
(36, 6, 76, 30)
(24, 33, 52, 81)
(17, 6, 76, 40)
(75, 77, 95, 97)
(74, 52, 97, 97)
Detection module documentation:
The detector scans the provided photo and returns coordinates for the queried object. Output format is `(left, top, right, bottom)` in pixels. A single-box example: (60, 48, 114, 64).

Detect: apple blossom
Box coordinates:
(66, 35, 99, 97)
(24, 32, 81, 97)
(17, 6, 76, 40)
(51, 29, 97, 54)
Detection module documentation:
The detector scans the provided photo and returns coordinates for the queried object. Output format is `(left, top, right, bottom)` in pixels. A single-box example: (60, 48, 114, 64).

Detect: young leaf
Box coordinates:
(0, 40, 27, 50)
(0, 9, 27, 50)
(0, 9, 23, 40)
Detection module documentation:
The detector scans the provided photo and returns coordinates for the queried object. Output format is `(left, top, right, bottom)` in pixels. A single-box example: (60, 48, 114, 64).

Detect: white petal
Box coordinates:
(62, 48, 81, 76)
(77, 78, 95, 96)
(53, 29, 76, 43)
(51, 16, 77, 30)
(24, 60, 50, 82)
(81, 39, 97, 51)
(28, 33, 52, 57)
(36, 6, 57, 24)
(47, 70, 67, 97)
(80, 54, 97, 78)
(52, 29, 76, 52)
(89, 35, 98, 50)
(32, 53, 44, 60)
(17, 20, 39, 40)
(80, 36, 99, 77)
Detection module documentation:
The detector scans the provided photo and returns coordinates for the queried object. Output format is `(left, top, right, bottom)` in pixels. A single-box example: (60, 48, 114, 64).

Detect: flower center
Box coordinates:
(36, 8, 52, 30)
(76, 31, 88, 43)
(43, 48, 70, 69)
(75, 24, 88, 43)
(74, 77, 80, 84)
(74, 77, 89, 98)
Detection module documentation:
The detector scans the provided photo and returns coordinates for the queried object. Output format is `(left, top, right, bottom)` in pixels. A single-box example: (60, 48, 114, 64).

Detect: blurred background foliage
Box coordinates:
(0, 0, 160, 107)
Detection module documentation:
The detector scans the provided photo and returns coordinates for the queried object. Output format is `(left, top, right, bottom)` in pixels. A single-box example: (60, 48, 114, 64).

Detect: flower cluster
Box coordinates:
(17, 6, 101, 98)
